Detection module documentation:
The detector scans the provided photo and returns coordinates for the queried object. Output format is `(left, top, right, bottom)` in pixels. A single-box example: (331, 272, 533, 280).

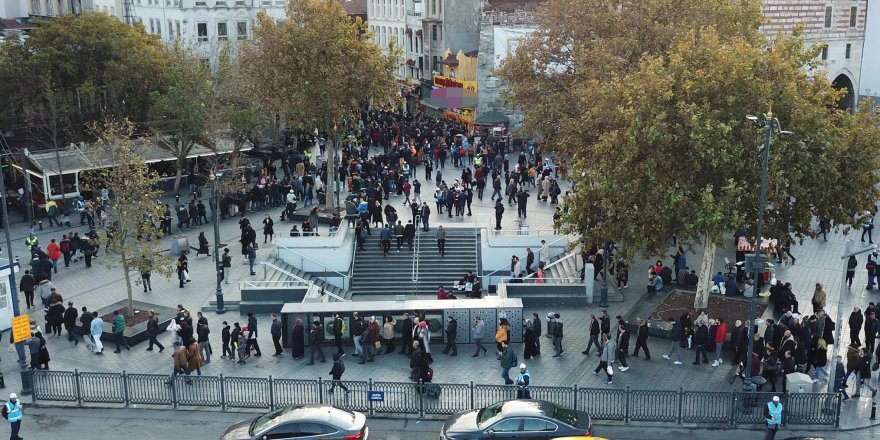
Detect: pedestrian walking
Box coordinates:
(516, 364, 531, 398)
(662, 317, 683, 364)
(90, 311, 104, 355)
(472, 315, 487, 357)
(247, 243, 257, 276)
(359, 317, 379, 363)
(236, 331, 247, 365)
(291, 318, 305, 359)
(112, 310, 130, 353)
(307, 319, 326, 365)
(245, 313, 262, 357)
(443, 315, 457, 356)
(693, 321, 709, 365)
(853, 347, 877, 398)
(220, 321, 232, 359)
(499, 341, 515, 385)
(632, 318, 651, 359)
(262, 214, 274, 243)
(177, 254, 189, 288)
(436, 225, 446, 256)
(271, 313, 283, 356)
(18, 270, 35, 309)
(351, 312, 364, 357)
(551, 313, 564, 358)
(3, 393, 23, 440)
(197, 315, 211, 363)
(763, 396, 783, 440)
(616, 323, 630, 371)
(583, 315, 601, 356)
(400, 312, 413, 355)
(382, 315, 396, 354)
(594, 334, 616, 384)
(328, 353, 349, 393)
(63, 301, 78, 344)
(331, 313, 345, 356)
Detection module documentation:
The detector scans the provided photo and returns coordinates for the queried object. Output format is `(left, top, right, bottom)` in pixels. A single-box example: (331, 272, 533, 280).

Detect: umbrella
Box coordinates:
(474, 110, 510, 125)
(423, 87, 478, 109)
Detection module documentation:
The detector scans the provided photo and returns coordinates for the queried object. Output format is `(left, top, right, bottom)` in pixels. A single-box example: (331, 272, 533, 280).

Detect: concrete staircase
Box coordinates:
(349, 227, 480, 297)
(262, 257, 350, 300)
(535, 249, 625, 303)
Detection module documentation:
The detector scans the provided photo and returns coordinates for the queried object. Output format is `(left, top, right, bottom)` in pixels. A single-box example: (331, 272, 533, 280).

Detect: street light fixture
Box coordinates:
(210, 172, 226, 315)
(742, 112, 792, 395)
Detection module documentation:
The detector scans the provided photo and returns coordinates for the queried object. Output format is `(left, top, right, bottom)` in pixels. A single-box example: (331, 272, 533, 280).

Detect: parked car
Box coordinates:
(221, 404, 368, 440)
(440, 399, 593, 439)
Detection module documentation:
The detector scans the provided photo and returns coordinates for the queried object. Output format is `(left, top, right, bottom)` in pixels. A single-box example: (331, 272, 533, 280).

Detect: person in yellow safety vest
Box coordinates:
(3, 392, 23, 440)
(24, 230, 38, 253)
(763, 395, 783, 440)
(45, 199, 59, 227)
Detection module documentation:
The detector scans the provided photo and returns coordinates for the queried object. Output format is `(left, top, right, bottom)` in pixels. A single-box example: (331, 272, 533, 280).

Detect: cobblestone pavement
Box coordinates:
(1, 144, 877, 429)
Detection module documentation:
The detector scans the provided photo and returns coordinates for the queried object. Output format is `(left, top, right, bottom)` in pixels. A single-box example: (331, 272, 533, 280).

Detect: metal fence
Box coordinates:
(30, 370, 841, 427)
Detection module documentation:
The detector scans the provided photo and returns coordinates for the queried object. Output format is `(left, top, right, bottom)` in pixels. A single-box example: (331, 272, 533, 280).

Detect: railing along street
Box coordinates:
(30, 370, 841, 428)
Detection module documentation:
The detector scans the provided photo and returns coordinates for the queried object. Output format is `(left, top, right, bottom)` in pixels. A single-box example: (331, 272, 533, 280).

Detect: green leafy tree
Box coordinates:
(79, 120, 175, 315)
(0, 12, 167, 144)
(497, 0, 880, 308)
(239, 0, 399, 209)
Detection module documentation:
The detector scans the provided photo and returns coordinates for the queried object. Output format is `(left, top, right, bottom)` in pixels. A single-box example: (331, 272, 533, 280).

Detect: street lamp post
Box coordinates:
(0, 171, 34, 395)
(742, 112, 791, 394)
(211, 173, 226, 315)
(598, 241, 609, 308)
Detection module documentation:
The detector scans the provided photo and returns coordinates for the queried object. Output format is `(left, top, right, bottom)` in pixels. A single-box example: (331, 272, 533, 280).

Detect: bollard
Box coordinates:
(38, 220, 43, 230)
(0, 372, 5, 388)
(871, 401, 877, 421)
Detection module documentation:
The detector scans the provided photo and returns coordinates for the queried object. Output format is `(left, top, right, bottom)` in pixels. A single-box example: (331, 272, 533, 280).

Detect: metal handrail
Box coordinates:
(273, 242, 353, 290)
(239, 280, 309, 289)
(411, 216, 421, 294)
(260, 262, 310, 284)
(521, 249, 580, 280)
(481, 235, 569, 278)
(497, 276, 581, 284)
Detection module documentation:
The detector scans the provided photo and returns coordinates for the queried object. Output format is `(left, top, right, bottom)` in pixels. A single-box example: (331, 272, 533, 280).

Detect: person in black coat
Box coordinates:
(854, 348, 878, 398)
(632, 318, 651, 359)
(531, 313, 541, 356)
(616, 323, 630, 370)
(19, 270, 36, 309)
(849, 307, 864, 347)
(399, 313, 414, 355)
(523, 319, 536, 360)
(328, 353, 349, 393)
(692, 322, 709, 365)
(221, 321, 232, 359)
(291, 318, 305, 359)
(63, 301, 79, 344)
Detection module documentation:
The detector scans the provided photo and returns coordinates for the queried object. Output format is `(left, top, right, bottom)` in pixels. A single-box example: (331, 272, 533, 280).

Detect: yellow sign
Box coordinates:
(12, 314, 31, 343)
(433, 75, 478, 92)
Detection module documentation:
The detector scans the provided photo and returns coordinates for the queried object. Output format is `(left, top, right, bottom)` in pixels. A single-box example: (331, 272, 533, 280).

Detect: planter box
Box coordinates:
(92, 299, 178, 346)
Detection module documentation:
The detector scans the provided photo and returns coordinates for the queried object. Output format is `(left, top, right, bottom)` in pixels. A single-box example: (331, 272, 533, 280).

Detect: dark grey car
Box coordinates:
(440, 399, 593, 439)
(221, 405, 368, 440)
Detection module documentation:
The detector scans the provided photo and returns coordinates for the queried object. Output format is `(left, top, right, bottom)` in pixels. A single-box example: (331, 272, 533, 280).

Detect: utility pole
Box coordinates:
(211, 173, 226, 314)
(19, 149, 33, 228)
(0, 169, 34, 395)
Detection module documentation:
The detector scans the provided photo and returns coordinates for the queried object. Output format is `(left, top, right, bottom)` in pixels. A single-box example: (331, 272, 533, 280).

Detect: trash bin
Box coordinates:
(518, 223, 529, 236)
(171, 235, 189, 256)
(786, 372, 813, 393)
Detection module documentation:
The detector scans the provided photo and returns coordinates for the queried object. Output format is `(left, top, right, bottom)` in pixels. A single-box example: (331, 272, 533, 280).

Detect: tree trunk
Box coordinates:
(120, 248, 134, 316)
(694, 234, 716, 309)
(324, 123, 338, 212)
(173, 152, 185, 195)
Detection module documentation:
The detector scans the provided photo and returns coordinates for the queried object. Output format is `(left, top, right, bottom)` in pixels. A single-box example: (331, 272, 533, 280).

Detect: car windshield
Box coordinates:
(553, 404, 578, 427)
(250, 407, 289, 434)
(477, 402, 505, 424)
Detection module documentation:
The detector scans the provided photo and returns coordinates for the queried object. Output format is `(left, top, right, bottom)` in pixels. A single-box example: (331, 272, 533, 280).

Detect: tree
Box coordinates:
(79, 120, 174, 315)
(147, 44, 214, 195)
(239, 0, 399, 209)
(497, 0, 880, 308)
(0, 12, 168, 145)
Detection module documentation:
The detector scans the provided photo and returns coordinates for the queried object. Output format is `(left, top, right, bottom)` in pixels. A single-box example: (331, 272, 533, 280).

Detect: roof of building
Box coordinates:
(0, 18, 36, 31)
(483, 0, 546, 12)
(339, 0, 368, 16)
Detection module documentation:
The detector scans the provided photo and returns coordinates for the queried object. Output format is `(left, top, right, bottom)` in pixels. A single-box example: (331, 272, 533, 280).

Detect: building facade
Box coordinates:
(761, 0, 866, 110)
(130, 0, 287, 66)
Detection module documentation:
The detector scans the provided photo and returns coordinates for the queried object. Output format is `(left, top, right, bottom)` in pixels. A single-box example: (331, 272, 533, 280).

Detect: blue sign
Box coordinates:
(367, 391, 385, 402)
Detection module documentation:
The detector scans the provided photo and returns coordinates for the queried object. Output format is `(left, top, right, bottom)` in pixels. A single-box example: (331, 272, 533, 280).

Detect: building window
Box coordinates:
(195, 0, 206, 6)
(432, 25, 437, 40)
(176, 21, 181, 39)
(438, 0, 441, 14)
(845, 43, 851, 59)
(824, 6, 832, 28)
(262, 0, 271, 5)
(149, 19, 155, 34)
(431, 0, 435, 14)
(236, 0, 245, 5)
(218, 22, 228, 41)
(437, 25, 441, 40)
(237, 21, 247, 40)
(216, 0, 226, 5)
(821, 46, 828, 60)
(850, 6, 857, 27)
(168, 20, 173, 38)
(197, 22, 208, 42)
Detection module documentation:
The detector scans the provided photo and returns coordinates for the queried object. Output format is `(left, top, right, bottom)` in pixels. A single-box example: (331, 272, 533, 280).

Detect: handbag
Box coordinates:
(465, 282, 473, 291)
(606, 364, 614, 375)
(183, 270, 191, 281)
(374, 340, 382, 349)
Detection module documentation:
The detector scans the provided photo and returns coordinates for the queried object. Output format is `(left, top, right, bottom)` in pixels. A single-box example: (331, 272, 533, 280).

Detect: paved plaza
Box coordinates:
(1, 147, 878, 430)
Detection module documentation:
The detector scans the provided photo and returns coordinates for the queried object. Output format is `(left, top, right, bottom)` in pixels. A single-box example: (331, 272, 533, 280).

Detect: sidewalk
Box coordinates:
(1, 143, 876, 429)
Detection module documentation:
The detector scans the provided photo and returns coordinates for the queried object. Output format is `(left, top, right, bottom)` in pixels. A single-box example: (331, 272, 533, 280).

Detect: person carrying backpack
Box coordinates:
(3, 392, 23, 440)
(499, 341, 516, 385)
(328, 353, 349, 394)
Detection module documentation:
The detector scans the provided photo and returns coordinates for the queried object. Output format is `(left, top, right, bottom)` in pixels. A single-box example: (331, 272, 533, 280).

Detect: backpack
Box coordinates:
(1, 404, 7, 420)
(510, 351, 519, 367)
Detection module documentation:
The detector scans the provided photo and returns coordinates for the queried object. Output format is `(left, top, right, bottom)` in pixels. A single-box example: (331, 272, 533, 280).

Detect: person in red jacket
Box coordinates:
(712, 318, 728, 367)
(46, 239, 61, 274)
